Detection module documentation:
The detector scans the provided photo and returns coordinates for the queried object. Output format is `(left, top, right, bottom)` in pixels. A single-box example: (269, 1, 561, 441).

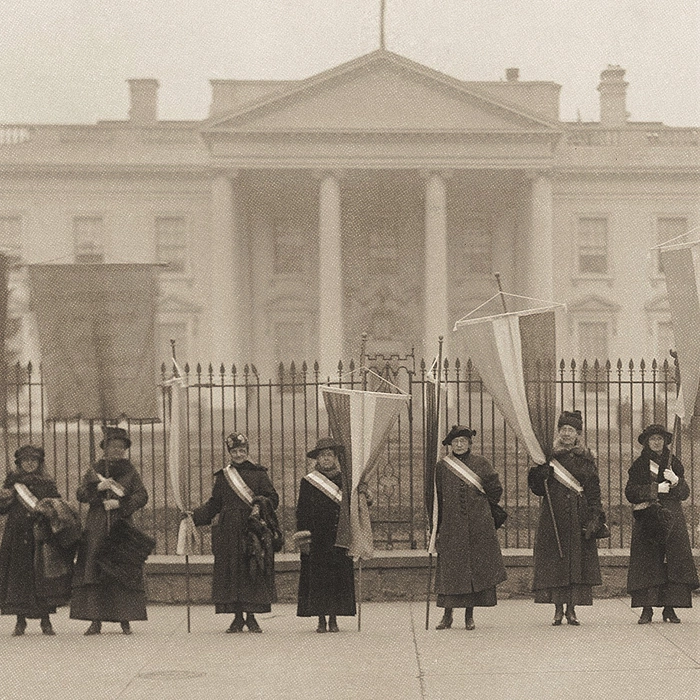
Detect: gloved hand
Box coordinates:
(179, 510, 194, 520)
(663, 469, 679, 487)
(657, 482, 670, 494)
(103, 499, 120, 511)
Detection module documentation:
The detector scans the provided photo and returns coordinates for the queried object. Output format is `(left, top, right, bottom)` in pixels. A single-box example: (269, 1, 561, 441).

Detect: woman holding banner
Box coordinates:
(191, 433, 280, 633)
(71, 427, 150, 635)
(433, 425, 506, 631)
(0, 445, 73, 636)
(625, 424, 699, 624)
(295, 437, 356, 633)
(528, 410, 605, 626)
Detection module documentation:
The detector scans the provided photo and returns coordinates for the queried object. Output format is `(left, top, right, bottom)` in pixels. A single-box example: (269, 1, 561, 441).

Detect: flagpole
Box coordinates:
(495, 274, 563, 558)
(357, 558, 362, 632)
(425, 335, 444, 631)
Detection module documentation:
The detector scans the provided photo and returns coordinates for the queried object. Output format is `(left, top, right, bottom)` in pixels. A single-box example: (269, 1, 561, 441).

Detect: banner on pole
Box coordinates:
(28, 264, 159, 420)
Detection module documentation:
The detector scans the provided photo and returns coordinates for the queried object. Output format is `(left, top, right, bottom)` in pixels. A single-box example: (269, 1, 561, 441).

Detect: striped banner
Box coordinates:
(322, 386, 410, 560)
(659, 243, 700, 421)
(453, 308, 557, 465)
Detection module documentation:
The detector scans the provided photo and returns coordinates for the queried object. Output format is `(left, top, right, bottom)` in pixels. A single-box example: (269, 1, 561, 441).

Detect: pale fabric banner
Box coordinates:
(322, 386, 409, 560)
(659, 244, 700, 422)
(28, 264, 159, 420)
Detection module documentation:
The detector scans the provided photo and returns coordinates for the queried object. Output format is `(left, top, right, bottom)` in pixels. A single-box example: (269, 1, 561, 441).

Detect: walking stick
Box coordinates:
(357, 558, 362, 632)
(544, 476, 564, 559)
(425, 553, 433, 630)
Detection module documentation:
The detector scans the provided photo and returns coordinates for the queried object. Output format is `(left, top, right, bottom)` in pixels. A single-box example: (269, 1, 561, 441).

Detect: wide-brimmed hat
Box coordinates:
(100, 427, 131, 449)
(557, 410, 583, 432)
(442, 425, 477, 446)
(637, 424, 673, 446)
(307, 436, 345, 459)
(14, 444, 45, 466)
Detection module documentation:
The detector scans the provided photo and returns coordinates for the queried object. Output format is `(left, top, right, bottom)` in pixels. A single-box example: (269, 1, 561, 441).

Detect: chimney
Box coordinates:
(505, 68, 519, 82)
(597, 65, 628, 126)
(128, 79, 159, 124)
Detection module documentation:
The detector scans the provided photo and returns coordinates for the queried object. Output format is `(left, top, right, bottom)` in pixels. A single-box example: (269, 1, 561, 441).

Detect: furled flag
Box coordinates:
(322, 385, 410, 560)
(424, 358, 446, 554)
(659, 242, 700, 422)
(453, 301, 560, 464)
(28, 264, 159, 420)
(164, 359, 196, 555)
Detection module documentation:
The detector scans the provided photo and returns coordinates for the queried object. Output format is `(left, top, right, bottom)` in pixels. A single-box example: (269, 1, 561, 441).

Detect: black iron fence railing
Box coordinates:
(1, 356, 697, 553)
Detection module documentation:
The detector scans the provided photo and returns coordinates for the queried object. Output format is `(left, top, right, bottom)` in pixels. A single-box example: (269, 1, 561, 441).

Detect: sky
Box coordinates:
(1, 0, 698, 126)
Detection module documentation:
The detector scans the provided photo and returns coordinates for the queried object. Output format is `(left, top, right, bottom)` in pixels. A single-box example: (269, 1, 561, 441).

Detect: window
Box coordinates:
(656, 217, 688, 274)
(73, 216, 104, 263)
(578, 321, 609, 362)
(368, 217, 398, 275)
(578, 218, 608, 274)
(273, 216, 307, 275)
(0, 217, 22, 266)
(156, 217, 187, 274)
(464, 218, 492, 274)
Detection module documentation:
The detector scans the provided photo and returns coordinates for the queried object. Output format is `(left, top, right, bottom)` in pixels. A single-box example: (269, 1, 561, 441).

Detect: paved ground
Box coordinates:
(0, 599, 697, 700)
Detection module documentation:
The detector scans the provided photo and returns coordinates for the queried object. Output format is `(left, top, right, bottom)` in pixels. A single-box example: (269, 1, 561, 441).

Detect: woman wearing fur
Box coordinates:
(0, 445, 69, 636)
(625, 424, 699, 624)
(295, 437, 356, 633)
(433, 425, 507, 631)
(528, 410, 604, 626)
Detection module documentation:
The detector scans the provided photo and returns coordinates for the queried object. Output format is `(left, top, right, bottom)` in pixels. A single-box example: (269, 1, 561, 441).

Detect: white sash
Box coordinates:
(223, 465, 255, 505)
(97, 472, 126, 498)
(305, 470, 342, 504)
(649, 460, 660, 477)
(632, 460, 662, 512)
(442, 454, 486, 494)
(14, 483, 38, 511)
(550, 458, 584, 495)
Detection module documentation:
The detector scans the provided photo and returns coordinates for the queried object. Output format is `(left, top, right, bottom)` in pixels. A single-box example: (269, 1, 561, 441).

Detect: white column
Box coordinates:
(318, 172, 344, 377)
(210, 171, 248, 366)
(528, 173, 554, 301)
(424, 172, 449, 359)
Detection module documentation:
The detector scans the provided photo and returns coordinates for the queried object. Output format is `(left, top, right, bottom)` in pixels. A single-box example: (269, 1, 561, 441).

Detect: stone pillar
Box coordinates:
(424, 172, 449, 360)
(318, 172, 344, 377)
(528, 173, 554, 301)
(210, 171, 248, 366)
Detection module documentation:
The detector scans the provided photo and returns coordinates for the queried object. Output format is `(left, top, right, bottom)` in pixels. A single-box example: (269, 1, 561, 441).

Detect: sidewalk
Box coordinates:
(1, 599, 697, 700)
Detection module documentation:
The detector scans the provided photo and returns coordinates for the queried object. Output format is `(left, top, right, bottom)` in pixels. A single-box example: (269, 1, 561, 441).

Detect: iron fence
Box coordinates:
(1, 355, 697, 553)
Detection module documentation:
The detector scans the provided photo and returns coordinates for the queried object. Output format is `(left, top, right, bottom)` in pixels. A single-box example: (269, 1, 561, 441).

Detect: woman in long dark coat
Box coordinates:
(295, 437, 356, 633)
(70, 427, 149, 635)
(434, 425, 507, 631)
(528, 410, 604, 626)
(0, 445, 63, 636)
(191, 432, 279, 633)
(625, 424, 699, 624)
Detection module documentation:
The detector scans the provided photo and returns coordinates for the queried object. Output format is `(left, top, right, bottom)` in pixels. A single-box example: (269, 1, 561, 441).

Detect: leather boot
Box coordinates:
(226, 614, 245, 633)
(120, 621, 132, 635)
(84, 620, 102, 636)
(552, 604, 564, 626)
(565, 606, 580, 626)
(662, 607, 681, 623)
(638, 607, 653, 624)
(327, 615, 339, 633)
(245, 613, 262, 633)
(12, 616, 26, 636)
(316, 616, 327, 633)
(40, 616, 55, 636)
(436, 608, 453, 630)
(465, 607, 475, 631)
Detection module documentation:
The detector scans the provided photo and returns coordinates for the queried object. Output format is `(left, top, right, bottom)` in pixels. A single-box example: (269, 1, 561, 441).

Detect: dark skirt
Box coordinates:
(437, 586, 497, 609)
(70, 581, 147, 622)
(534, 584, 593, 606)
(630, 583, 693, 609)
(297, 550, 356, 617)
(215, 600, 272, 614)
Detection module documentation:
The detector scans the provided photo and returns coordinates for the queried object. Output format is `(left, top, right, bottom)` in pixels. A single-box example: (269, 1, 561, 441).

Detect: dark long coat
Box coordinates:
(296, 472, 356, 617)
(70, 459, 149, 622)
(625, 448, 699, 595)
(434, 452, 507, 598)
(528, 446, 603, 596)
(0, 471, 65, 617)
(193, 460, 279, 613)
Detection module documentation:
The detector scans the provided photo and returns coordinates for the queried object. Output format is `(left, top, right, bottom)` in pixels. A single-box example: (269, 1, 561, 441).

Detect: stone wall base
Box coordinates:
(144, 549, 700, 604)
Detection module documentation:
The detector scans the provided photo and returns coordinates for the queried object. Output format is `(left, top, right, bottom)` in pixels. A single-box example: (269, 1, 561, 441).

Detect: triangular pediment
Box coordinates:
(204, 51, 557, 134)
(568, 295, 621, 314)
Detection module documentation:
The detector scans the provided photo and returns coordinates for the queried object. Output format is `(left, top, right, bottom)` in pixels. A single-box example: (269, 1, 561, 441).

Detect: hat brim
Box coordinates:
(638, 429, 673, 445)
(307, 444, 344, 459)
